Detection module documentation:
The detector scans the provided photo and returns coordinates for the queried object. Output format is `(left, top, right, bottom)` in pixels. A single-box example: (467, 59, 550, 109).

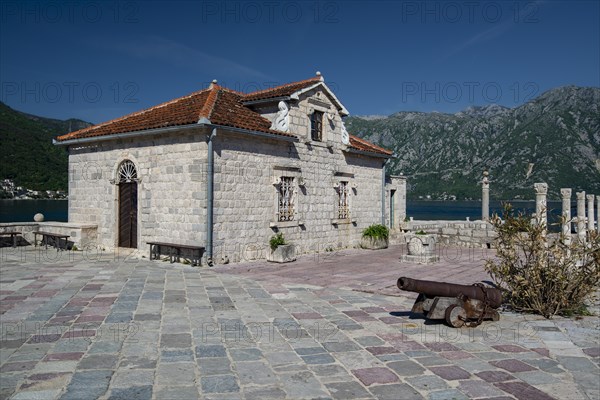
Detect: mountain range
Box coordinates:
(1, 85, 598, 199)
(0, 102, 91, 191)
(345, 86, 600, 200)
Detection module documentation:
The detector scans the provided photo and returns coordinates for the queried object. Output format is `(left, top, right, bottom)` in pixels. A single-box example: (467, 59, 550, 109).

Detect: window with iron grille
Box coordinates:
(278, 176, 295, 221)
(338, 181, 350, 219)
(310, 111, 324, 141)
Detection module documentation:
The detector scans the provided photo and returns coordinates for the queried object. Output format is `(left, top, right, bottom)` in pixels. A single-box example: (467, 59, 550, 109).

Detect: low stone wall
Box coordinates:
(0, 222, 98, 248)
(0, 223, 38, 246)
(406, 220, 496, 248)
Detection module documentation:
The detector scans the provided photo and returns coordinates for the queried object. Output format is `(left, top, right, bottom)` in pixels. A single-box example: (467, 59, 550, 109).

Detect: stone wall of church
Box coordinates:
(67, 128, 209, 252)
(211, 85, 386, 264)
(212, 133, 384, 263)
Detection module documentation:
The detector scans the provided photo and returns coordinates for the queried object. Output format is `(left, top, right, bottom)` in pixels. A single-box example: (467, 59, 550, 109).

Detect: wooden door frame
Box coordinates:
(114, 158, 140, 250)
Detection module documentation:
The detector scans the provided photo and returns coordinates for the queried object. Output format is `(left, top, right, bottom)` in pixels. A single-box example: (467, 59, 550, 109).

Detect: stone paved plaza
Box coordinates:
(0, 245, 598, 400)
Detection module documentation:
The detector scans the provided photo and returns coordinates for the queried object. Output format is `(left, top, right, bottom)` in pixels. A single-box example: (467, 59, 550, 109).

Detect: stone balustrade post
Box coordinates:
(587, 194, 595, 233)
(597, 196, 600, 232)
(481, 170, 489, 221)
(560, 188, 572, 245)
(534, 183, 548, 233)
(576, 191, 586, 243)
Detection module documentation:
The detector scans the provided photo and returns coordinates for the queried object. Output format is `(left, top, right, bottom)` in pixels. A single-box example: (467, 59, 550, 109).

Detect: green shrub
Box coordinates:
(270, 233, 286, 251)
(362, 224, 389, 240)
(485, 204, 600, 318)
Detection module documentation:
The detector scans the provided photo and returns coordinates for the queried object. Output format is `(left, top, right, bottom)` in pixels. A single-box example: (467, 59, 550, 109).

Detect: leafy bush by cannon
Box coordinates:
(362, 224, 389, 240)
(485, 204, 600, 318)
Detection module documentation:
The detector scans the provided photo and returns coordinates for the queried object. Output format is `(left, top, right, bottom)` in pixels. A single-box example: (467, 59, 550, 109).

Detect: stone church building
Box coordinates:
(54, 73, 406, 264)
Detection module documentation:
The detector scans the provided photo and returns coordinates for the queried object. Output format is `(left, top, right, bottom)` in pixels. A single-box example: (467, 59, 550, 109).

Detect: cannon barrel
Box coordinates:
(397, 277, 503, 308)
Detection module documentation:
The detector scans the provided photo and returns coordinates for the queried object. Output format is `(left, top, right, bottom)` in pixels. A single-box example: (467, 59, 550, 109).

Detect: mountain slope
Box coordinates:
(346, 86, 600, 199)
(0, 102, 92, 191)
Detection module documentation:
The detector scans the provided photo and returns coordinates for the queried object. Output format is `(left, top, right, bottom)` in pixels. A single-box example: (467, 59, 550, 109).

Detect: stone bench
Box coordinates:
(148, 242, 204, 266)
(32, 231, 70, 251)
(0, 231, 22, 247)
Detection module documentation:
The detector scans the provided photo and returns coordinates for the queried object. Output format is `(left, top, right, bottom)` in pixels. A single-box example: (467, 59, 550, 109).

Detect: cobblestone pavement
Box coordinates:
(0, 246, 598, 400)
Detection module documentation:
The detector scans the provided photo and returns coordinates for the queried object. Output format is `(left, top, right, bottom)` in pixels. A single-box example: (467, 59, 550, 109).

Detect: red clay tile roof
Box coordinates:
(243, 77, 322, 102)
(55, 77, 392, 156)
(348, 134, 393, 156)
(208, 89, 287, 135)
(56, 89, 212, 141)
(56, 85, 292, 142)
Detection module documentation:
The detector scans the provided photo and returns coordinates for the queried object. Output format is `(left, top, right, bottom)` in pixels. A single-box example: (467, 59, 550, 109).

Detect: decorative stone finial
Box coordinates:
(209, 79, 218, 89)
(212, 79, 218, 84)
(316, 71, 321, 76)
(534, 182, 548, 195)
(316, 71, 324, 81)
(483, 170, 489, 177)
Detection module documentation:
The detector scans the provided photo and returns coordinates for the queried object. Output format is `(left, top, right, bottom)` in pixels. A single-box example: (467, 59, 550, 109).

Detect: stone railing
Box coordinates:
(0, 222, 97, 248)
(405, 220, 496, 248)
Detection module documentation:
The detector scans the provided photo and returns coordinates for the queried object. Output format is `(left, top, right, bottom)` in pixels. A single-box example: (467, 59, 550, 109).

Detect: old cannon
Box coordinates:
(397, 277, 503, 327)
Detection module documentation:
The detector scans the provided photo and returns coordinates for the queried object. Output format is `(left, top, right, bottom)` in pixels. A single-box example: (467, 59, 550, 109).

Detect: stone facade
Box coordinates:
(68, 130, 209, 251)
(63, 84, 401, 264)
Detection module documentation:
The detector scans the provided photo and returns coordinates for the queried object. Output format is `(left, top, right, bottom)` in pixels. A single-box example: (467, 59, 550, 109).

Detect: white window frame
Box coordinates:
(331, 170, 356, 225)
(337, 181, 350, 220)
(270, 165, 303, 228)
(277, 176, 295, 222)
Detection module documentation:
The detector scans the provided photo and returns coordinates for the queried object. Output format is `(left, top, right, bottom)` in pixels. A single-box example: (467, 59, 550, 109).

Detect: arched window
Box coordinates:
(118, 160, 138, 183)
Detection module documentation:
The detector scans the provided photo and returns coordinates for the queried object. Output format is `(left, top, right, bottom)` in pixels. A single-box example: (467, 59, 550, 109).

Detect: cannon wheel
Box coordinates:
(445, 305, 467, 328)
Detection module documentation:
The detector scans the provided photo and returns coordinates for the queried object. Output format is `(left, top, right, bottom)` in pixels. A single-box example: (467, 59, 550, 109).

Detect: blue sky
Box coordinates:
(1, 0, 598, 123)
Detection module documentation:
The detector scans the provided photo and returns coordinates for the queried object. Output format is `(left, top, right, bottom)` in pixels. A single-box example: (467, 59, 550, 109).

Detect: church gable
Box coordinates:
(243, 73, 352, 149)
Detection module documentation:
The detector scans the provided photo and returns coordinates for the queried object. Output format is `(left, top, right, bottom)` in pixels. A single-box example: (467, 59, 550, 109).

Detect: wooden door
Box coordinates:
(118, 182, 137, 248)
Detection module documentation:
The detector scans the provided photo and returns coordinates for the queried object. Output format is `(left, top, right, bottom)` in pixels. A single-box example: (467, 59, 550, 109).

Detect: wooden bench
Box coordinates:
(148, 242, 204, 266)
(0, 231, 22, 248)
(32, 231, 70, 251)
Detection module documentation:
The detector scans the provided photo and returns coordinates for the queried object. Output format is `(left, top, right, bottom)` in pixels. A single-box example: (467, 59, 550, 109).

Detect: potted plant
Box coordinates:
(360, 224, 389, 249)
(267, 233, 296, 263)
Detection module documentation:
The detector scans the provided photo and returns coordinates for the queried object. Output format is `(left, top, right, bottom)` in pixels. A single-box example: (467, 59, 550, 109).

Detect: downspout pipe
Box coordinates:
(206, 127, 217, 266)
(382, 159, 388, 225)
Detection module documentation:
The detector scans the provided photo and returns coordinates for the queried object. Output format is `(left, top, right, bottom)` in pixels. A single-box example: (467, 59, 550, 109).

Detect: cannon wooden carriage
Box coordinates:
(397, 277, 503, 328)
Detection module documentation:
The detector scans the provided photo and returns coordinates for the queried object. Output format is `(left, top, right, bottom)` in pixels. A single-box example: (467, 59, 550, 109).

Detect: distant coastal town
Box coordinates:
(0, 179, 67, 199)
